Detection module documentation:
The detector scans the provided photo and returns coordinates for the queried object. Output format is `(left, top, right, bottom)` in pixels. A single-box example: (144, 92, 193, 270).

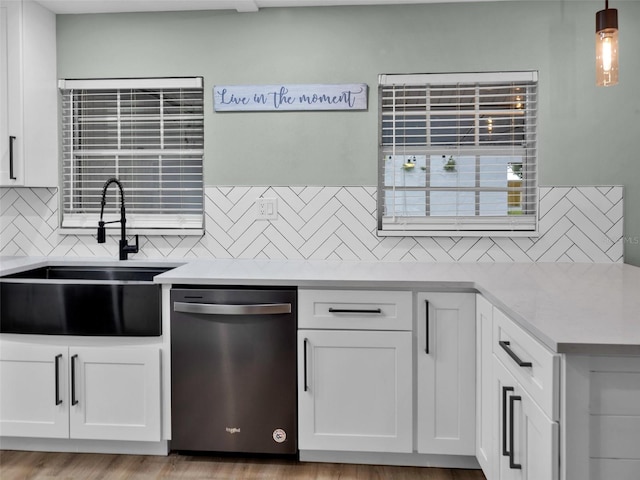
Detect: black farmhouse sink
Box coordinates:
(4, 265, 168, 282)
(0, 265, 173, 336)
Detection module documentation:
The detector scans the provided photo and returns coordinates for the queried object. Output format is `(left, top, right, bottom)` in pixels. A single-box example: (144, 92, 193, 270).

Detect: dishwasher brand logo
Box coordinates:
(226, 427, 241, 434)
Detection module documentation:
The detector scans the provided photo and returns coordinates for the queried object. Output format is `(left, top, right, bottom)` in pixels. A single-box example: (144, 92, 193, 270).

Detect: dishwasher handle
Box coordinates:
(174, 301, 292, 316)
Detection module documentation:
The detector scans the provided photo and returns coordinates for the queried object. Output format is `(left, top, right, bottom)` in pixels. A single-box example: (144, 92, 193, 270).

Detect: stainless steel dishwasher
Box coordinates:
(170, 287, 297, 455)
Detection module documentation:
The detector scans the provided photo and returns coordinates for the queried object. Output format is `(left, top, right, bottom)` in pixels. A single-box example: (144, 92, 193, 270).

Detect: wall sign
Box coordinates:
(213, 83, 368, 112)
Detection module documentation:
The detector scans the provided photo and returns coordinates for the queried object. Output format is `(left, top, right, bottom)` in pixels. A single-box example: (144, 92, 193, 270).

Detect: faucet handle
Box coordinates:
(119, 235, 139, 260)
(122, 235, 139, 254)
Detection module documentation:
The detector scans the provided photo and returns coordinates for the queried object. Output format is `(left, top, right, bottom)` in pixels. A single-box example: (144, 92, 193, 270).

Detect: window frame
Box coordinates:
(377, 71, 538, 237)
(58, 77, 205, 236)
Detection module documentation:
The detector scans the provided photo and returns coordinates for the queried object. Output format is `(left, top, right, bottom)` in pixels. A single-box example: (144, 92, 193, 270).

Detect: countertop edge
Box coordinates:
(555, 343, 640, 356)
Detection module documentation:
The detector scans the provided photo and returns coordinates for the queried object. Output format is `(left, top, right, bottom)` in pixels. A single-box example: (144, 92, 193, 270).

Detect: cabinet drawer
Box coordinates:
(493, 307, 560, 420)
(298, 289, 412, 330)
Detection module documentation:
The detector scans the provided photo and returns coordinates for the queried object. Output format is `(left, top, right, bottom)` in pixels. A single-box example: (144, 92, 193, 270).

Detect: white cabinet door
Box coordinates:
(416, 292, 476, 455)
(517, 387, 559, 480)
(494, 357, 559, 480)
(0, 0, 57, 187)
(493, 357, 522, 480)
(69, 346, 161, 442)
(476, 294, 494, 478)
(0, 341, 69, 438)
(298, 330, 412, 453)
(20, 0, 57, 187)
(0, 0, 22, 185)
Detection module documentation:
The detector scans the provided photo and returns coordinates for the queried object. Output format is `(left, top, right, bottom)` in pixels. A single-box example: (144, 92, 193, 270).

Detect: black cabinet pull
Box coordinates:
(303, 338, 309, 392)
(502, 386, 514, 456)
(54, 354, 63, 406)
(509, 395, 523, 470)
(9, 136, 16, 180)
(328, 308, 382, 314)
(499, 340, 533, 368)
(424, 300, 430, 354)
(71, 354, 78, 406)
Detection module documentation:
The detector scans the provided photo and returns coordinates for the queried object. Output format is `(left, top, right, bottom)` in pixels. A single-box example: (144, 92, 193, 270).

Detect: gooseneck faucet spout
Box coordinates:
(97, 177, 139, 260)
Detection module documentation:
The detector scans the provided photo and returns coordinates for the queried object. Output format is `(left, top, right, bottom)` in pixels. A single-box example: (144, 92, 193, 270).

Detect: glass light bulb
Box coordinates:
(602, 37, 612, 71)
(596, 28, 619, 86)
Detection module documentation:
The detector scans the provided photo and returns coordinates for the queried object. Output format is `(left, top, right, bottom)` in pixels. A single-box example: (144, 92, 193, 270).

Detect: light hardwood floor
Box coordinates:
(0, 451, 486, 480)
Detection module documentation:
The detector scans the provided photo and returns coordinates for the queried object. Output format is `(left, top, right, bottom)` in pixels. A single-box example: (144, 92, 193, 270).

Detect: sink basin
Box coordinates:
(3, 265, 170, 282)
(0, 264, 174, 336)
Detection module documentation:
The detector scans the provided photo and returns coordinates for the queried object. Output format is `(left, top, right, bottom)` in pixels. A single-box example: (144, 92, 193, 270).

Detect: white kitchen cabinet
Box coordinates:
(0, 340, 161, 442)
(0, 341, 68, 438)
(479, 301, 560, 480)
(493, 357, 521, 480)
(493, 357, 558, 480)
(297, 329, 413, 453)
(476, 294, 494, 477)
(416, 292, 476, 455)
(68, 346, 161, 441)
(0, 0, 57, 187)
(0, 0, 19, 184)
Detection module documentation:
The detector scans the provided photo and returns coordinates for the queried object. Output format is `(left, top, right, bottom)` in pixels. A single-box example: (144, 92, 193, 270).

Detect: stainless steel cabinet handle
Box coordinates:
(509, 395, 523, 470)
(174, 302, 291, 316)
(499, 340, 533, 368)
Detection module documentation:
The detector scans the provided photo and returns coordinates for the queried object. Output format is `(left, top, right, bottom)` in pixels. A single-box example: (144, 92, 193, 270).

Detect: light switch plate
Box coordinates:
(256, 197, 278, 220)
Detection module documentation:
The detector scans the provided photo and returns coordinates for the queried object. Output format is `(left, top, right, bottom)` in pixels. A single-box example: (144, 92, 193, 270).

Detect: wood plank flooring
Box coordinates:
(0, 450, 486, 480)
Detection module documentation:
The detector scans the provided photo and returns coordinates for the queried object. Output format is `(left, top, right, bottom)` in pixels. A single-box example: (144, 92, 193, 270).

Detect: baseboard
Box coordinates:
(299, 450, 481, 469)
(0, 437, 169, 456)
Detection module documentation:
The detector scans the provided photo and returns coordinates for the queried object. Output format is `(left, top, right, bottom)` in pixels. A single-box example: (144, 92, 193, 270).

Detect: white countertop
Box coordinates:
(2, 257, 639, 355)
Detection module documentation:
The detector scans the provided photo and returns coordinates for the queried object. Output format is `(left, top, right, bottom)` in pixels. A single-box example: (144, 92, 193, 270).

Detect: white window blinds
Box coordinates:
(378, 72, 538, 236)
(59, 77, 204, 232)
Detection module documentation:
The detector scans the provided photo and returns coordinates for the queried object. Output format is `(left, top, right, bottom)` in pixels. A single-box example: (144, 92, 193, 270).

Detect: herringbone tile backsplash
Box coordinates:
(0, 185, 623, 262)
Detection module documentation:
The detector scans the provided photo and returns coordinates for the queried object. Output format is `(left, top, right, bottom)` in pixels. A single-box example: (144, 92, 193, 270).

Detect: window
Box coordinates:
(59, 77, 204, 233)
(378, 72, 538, 236)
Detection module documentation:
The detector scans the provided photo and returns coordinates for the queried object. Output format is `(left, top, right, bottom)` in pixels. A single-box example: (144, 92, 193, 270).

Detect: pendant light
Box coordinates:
(595, 0, 619, 86)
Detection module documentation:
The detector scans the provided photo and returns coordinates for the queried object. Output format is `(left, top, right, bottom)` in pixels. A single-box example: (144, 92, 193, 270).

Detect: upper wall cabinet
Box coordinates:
(0, 0, 57, 187)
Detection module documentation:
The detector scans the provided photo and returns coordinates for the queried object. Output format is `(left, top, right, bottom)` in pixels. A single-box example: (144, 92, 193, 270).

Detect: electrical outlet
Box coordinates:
(256, 198, 278, 220)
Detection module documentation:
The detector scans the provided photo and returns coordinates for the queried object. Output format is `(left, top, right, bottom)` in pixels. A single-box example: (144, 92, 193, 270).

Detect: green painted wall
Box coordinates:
(56, 1, 640, 265)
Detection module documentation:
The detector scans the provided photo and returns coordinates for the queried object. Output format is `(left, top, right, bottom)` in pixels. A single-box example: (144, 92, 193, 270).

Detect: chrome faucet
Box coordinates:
(97, 177, 139, 260)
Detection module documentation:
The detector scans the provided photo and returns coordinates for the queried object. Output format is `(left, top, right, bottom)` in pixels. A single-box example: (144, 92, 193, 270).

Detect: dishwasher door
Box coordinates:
(170, 287, 297, 455)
